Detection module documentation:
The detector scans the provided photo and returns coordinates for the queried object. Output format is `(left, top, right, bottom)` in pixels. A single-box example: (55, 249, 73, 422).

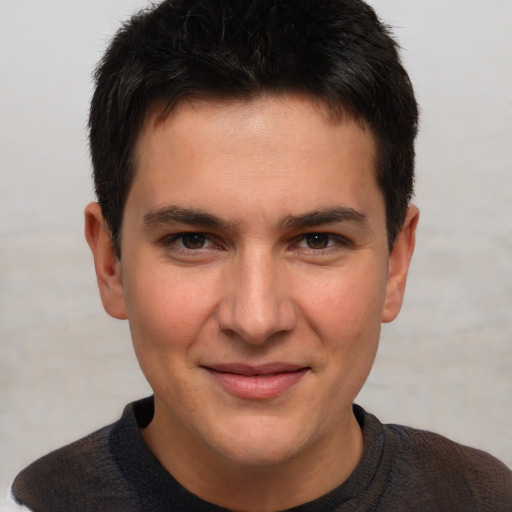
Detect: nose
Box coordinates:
(216, 248, 297, 345)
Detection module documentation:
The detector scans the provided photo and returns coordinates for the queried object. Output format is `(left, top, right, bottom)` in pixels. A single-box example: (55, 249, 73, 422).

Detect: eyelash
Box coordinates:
(159, 232, 352, 255)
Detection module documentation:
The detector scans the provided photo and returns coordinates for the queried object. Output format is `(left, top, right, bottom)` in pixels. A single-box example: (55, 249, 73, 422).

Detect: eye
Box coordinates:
(161, 232, 216, 251)
(296, 233, 340, 250)
(180, 233, 208, 249)
(303, 233, 333, 249)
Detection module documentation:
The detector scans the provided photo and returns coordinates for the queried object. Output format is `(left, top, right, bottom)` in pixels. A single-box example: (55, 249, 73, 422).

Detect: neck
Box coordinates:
(142, 406, 363, 511)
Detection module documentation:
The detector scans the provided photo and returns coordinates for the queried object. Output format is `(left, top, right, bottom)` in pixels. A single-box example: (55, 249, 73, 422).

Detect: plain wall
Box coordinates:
(1, 0, 511, 502)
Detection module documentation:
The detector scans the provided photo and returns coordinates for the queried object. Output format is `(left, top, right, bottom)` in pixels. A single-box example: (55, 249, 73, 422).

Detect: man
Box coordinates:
(12, 0, 512, 510)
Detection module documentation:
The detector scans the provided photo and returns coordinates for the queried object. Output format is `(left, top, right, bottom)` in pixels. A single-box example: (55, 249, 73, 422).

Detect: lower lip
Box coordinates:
(205, 368, 309, 400)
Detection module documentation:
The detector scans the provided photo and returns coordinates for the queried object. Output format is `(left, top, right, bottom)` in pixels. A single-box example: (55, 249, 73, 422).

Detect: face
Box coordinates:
(86, 95, 416, 480)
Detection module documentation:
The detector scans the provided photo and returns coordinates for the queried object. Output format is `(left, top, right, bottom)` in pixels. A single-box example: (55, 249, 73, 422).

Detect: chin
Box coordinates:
(210, 415, 312, 467)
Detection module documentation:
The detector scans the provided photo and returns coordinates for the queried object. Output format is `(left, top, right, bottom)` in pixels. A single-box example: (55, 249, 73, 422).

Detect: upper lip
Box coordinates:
(202, 363, 309, 376)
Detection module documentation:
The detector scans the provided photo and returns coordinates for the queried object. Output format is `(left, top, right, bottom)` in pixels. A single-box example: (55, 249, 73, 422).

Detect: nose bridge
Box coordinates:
(217, 244, 295, 344)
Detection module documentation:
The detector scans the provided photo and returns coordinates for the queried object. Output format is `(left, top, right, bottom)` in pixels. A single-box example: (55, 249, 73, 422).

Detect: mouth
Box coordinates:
(201, 363, 311, 400)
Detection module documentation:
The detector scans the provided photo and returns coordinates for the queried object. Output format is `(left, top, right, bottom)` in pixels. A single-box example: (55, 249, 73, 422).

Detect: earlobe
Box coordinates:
(381, 205, 419, 323)
(84, 202, 127, 320)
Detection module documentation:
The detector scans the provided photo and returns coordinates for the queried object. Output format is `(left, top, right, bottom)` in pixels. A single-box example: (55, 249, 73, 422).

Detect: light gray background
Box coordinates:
(1, 0, 511, 503)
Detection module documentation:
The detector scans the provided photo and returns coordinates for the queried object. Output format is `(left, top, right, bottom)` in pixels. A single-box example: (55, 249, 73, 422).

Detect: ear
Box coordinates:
(381, 205, 419, 323)
(84, 202, 127, 320)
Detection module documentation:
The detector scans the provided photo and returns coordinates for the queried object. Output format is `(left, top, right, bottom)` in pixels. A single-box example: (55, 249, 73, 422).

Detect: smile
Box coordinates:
(202, 363, 310, 400)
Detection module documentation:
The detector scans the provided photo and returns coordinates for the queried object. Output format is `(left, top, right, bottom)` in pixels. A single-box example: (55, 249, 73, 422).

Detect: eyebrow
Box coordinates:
(281, 207, 367, 230)
(143, 205, 367, 232)
(143, 205, 232, 230)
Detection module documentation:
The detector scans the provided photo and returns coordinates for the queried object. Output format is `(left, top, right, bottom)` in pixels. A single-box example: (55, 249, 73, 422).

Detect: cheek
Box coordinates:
(298, 265, 386, 394)
(122, 265, 217, 355)
(300, 265, 388, 341)
(323, 276, 384, 386)
(122, 268, 217, 401)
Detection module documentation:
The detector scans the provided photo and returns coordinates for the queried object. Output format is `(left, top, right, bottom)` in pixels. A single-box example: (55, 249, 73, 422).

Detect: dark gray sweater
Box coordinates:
(12, 397, 512, 511)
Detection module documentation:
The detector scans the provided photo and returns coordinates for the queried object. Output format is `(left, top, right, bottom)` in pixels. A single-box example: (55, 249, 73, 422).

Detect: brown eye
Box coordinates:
(305, 234, 331, 249)
(181, 233, 206, 249)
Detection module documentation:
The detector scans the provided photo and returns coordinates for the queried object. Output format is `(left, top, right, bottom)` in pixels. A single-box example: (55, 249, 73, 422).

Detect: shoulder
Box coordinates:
(11, 424, 124, 511)
(384, 422, 512, 509)
(10, 399, 151, 512)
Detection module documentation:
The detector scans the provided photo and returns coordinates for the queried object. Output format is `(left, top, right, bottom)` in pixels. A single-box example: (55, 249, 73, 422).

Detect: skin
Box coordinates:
(85, 94, 418, 511)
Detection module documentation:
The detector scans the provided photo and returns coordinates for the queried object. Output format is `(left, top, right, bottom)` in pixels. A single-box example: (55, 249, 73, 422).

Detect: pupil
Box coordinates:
(306, 234, 329, 249)
(182, 234, 205, 249)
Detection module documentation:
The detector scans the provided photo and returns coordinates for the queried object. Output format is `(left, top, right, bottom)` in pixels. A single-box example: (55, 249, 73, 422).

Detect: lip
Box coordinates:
(202, 363, 310, 400)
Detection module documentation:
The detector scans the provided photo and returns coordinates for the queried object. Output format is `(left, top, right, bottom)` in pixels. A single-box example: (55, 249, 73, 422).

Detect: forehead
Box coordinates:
(137, 93, 374, 169)
(129, 94, 383, 226)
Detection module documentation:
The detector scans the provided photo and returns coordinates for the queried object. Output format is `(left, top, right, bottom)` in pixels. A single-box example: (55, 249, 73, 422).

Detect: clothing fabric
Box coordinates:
(12, 397, 512, 511)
